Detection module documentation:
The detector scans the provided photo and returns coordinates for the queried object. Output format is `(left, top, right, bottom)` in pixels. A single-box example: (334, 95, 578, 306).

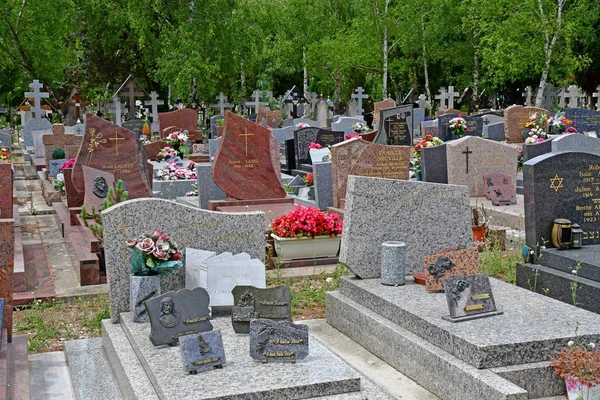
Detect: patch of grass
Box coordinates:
(14, 295, 110, 353)
(479, 244, 521, 284)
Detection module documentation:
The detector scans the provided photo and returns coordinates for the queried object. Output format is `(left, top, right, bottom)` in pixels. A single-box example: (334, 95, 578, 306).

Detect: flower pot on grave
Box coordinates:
(309, 148, 331, 163)
(271, 233, 342, 261)
(130, 275, 161, 323)
(298, 187, 310, 198)
(565, 377, 600, 400)
(472, 226, 487, 243)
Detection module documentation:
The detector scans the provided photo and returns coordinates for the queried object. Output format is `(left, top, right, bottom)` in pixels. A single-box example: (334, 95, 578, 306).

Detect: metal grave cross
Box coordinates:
(522, 86, 532, 106)
(435, 87, 449, 111)
(593, 86, 600, 112)
(210, 92, 235, 115)
(119, 80, 144, 120)
(462, 146, 473, 173)
(24, 79, 50, 119)
(447, 86, 460, 110)
(351, 87, 369, 115)
(144, 91, 164, 123)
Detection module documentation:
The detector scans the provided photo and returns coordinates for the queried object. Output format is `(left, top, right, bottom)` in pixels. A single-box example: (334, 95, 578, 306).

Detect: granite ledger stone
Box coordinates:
(145, 287, 213, 346)
(340, 176, 473, 278)
(524, 151, 600, 249)
(212, 111, 285, 199)
(330, 138, 410, 208)
(179, 330, 226, 373)
(231, 285, 292, 334)
(71, 113, 152, 198)
(102, 198, 265, 323)
(250, 319, 309, 363)
(424, 247, 479, 292)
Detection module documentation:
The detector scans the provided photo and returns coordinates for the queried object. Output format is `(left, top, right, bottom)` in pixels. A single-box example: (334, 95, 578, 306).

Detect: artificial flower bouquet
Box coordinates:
(344, 133, 363, 141)
(448, 116, 468, 137)
(296, 122, 310, 129)
(126, 230, 183, 276)
(165, 129, 190, 156)
(60, 158, 76, 171)
(551, 340, 600, 399)
(156, 161, 197, 180)
(0, 147, 9, 163)
(413, 135, 444, 177)
(271, 205, 343, 239)
(303, 173, 314, 187)
(352, 122, 367, 133)
(549, 114, 574, 134)
(156, 146, 178, 161)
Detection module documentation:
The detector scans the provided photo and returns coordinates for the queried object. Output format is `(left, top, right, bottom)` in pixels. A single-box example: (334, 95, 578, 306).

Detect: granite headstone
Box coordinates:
(23, 118, 52, 149)
(504, 105, 548, 143)
(231, 285, 292, 334)
(421, 143, 448, 184)
(210, 115, 224, 139)
(565, 108, 600, 135)
(122, 119, 146, 139)
(331, 117, 365, 135)
(551, 133, 600, 154)
(249, 319, 309, 363)
(375, 105, 413, 146)
(294, 127, 344, 166)
(372, 98, 395, 127)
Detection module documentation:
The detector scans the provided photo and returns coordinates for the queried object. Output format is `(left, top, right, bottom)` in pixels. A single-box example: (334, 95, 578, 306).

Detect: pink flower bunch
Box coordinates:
(563, 126, 579, 134)
(156, 161, 197, 180)
(126, 230, 183, 275)
(309, 142, 322, 149)
(271, 205, 343, 238)
(344, 133, 363, 141)
(296, 122, 310, 129)
(157, 146, 177, 160)
(60, 158, 76, 170)
(165, 130, 189, 145)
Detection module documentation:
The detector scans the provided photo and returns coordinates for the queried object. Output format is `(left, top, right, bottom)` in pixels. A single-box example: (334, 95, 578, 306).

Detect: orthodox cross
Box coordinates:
(245, 90, 267, 114)
(210, 92, 234, 115)
(351, 87, 369, 115)
(462, 147, 473, 173)
(115, 216, 136, 269)
(24, 79, 50, 119)
(521, 86, 532, 106)
(119, 79, 144, 120)
(108, 131, 125, 156)
(239, 127, 253, 157)
(447, 86, 459, 110)
(566, 85, 583, 108)
(593, 86, 600, 112)
(144, 91, 164, 123)
(107, 97, 127, 126)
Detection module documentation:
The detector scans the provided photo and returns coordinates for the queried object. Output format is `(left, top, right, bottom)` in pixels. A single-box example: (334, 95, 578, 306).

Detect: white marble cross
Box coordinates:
(107, 97, 127, 126)
(144, 91, 164, 123)
(447, 86, 459, 109)
(566, 85, 583, 108)
(593, 86, 600, 112)
(24, 79, 49, 119)
(118, 80, 144, 120)
(416, 94, 431, 109)
(522, 86, 532, 106)
(245, 90, 267, 114)
(351, 87, 369, 115)
(210, 92, 234, 115)
(557, 87, 567, 108)
(434, 87, 448, 111)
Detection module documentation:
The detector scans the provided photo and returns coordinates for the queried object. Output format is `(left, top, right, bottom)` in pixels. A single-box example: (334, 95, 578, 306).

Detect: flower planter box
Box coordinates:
(271, 233, 341, 261)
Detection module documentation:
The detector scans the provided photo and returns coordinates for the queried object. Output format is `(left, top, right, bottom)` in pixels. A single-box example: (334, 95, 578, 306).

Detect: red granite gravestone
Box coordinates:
(504, 105, 548, 143)
(144, 140, 169, 159)
(82, 165, 116, 210)
(256, 105, 283, 128)
(0, 161, 13, 218)
(42, 124, 83, 164)
(483, 173, 516, 205)
(0, 219, 14, 342)
(71, 113, 152, 199)
(212, 111, 286, 200)
(158, 108, 203, 142)
(373, 98, 395, 126)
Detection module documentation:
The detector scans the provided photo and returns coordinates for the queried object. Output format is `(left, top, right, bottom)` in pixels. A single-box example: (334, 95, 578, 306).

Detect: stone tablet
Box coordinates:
(551, 133, 600, 154)
(442, 274, 503, 322)
(504, 105, 548, 143)
(488, 184, 517, 206)
(250, 319, 309, 363)
(446, 136, 518, 197)
(421, 143, 448, 184)
(179, 330, 226, 373)
(159, 108, 198, 133)
(424, 247, 479, 292)
(294, 127, 344, 166)
(523, 151, 600, 249)
(231, 285, 292, 334)
(122, 119, 146, 139)
(206, 257, 266, 307)
(212, 111, 285, 200)
(565, 108, 600, 135)
(373, 98, 396, 127)
(340, 176, 473, 278)
(375, 105, 413, 146)
(330, 138, 410, 208)
(82, 165, 116, 210)
(145, 287, 213, 346)
(484, 173, 515, 202)
(72, 113, 152, 198)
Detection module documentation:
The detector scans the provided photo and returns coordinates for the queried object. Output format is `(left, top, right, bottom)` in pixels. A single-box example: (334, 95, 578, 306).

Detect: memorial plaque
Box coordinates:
(179, 330, 226, 373)
(488, 184, 516, 206)
(249, 319, 309, 363)
(294, 127, 344, 166)
(145, 287, 213, 346)
(442, 274, 503, 322)
(424, 247, 479, 292)
(483, 173, 516, 205)
(231, 285, 292, 334)
(375, 105, 413, 146)
(82, 165, 116, 210)
(122, 119, 146, 139)
(565, 108, 600, 135)
(523, 151, 600, 249)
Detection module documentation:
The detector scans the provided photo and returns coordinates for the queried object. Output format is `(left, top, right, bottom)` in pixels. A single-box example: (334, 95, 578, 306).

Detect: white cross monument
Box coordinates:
(351, 87, 369, 116)
(24, 79, 50, 119)
(210, 92, 235, 115)
(144, 91, 164, 131)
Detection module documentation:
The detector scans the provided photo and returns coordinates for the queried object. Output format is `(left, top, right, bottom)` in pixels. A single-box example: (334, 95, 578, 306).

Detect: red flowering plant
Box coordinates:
(271, 205, 343, 239)
(60, 158, 76, 170)
(344, 133, 363, 141)
(551, 341, 600, 390)
(0, 147, 10, 163)
(309, 142, 322, 149)
(303, 173, 314, 187)
(126, 230, 183, 276)
(413, 135, 443, 178)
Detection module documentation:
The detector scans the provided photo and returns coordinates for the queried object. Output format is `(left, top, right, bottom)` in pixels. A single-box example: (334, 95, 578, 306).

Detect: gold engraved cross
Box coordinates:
(109, 131, 126, 156)
(239, 127, 253, 157)
(115, 216, 136, 269)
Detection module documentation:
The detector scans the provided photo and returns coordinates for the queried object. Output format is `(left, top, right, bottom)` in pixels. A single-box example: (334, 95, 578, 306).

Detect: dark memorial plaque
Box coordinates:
(179, 330, 226, 373)
(294, 127, 344, 166)
(375, 105, 413, 146)
(442, 274, 503, 322)
(524, 151, 600, 249)
(439, 114, 484, 142)
(250, 319, 309, 363)
(122, 119, 146, 139)
(565, 108, 600, 135)
(231, 285, 292, 334)
(145, 287, 213, 346)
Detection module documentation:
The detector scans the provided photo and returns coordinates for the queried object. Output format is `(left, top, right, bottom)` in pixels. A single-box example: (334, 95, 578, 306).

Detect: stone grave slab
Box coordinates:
(313, 162, 334, 210)
(443, 274, 503, 322)
(212, 111, 285, 200)
(249, 319, 309, 363)
(424, 247, 479, 292)
(72, 113, 152, 198)
(119, 314, 361, 399)
(231, 285, 292, 334)
(446, 136, 518, 196)
(294, 127, 344, 166)
(488, 183, 517, 206)
(375, 105, 413, 146)
(330, 138, 410, 208)
(483, 122, 505, 141)
(552, 133, 600, 154)
(340, 176, 473, 278)
(565, 108, 600, 135)
(102, 198, 265, 322)
(0, 162, 13, 218)
(196, 163, 225, 209)
(523, 151, 600, 249)
(145, 287, 213, 346)
(331, 117, 365, 134)
(504, 105, 548, 143)
(82, 165, 115, 210)
(179, 330, 226, 373)
(208, 137, 221, 159)
(372, 98, 395, 127)
(23, 117, 52, 149)
(421, 143, 447, 183)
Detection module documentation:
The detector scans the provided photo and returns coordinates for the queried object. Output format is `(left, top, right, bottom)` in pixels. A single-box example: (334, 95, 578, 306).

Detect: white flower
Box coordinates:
(568, 340, 574, 347)
(589, 343, 596, 349)
(572, 269, 577, 274)
(326, 277, 333, 283)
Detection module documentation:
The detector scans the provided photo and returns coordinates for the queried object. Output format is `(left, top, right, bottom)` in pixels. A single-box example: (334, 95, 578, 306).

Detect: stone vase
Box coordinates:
(298, 187, 310, 198)
(130, 275, 161, 323)
(380, 241, 406, 286)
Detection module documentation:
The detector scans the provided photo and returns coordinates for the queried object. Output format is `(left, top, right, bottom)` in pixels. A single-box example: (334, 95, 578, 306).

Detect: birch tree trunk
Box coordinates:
(303, 47, 308, 96)
(421, 15, 432, 103)
(334, 72, 341, 115)
(534, 0, 565, 107)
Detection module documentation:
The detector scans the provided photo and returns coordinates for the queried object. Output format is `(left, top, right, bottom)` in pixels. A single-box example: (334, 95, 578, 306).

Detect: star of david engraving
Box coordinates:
(549, 174, 564, 192)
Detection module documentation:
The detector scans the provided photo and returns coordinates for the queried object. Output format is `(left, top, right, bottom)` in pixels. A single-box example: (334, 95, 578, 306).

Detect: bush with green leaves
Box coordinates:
(52, 148, 66, 159)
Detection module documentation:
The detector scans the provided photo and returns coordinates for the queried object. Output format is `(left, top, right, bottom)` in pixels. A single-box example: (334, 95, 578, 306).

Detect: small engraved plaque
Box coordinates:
(179, 330, 226, 374)
(470, 293, 491, 301)
(442, 274, 503, 323)
(249, 319, 308, 363)
(231, 285, 292, 334)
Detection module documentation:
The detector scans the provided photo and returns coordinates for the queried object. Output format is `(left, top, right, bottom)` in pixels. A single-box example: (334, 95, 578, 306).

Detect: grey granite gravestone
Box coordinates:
(294, 127, 344, 166)
(523, 138, 554, 161)
(442, 274, 503, 322)
(0, 298, 3, 350)
(565, 108, 600, 134)
(32, 129, 49, 158)
(73, 123, 85, 136)
(122, 119, 146, 139)
(231, 285, 292, 333)
(23, 118, 52, 149)
(375, 105, 413, 146)
(421, 144, 448, 183)
(196, 163, 225, 209)
(552, 133, 600, 154)
(102, 198, 265, 323)
(210, 115, 224, 139)
(420, 118, 440, 138)
(208, 137, 221, 159)
(49, 159, 65, 177)
(313, 162, 333, 210)
(145, 287, 213, 346)
(523, 151, 600, 249)
(483, 122, 505, 141)
(439, 115, 484, 142)
(179, 330, 226, 373)
(130, 275, 160, 323)
(340, 176, 473, 278)
(413, 108, 425, 136)
(0, 130, 11, 151)
(249, 319, 309, 363)
(271, 126, 295, 154)
(331, 117, 365, 134)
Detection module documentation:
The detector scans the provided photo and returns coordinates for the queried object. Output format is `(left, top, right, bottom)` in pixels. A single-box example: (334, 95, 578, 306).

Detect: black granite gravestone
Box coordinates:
(565, 108, 600, 134)
(122, 119, 146, 140)
(294, 127, 344, 166)
(421, 144, 448, 183)
(375, 105, 413, 146)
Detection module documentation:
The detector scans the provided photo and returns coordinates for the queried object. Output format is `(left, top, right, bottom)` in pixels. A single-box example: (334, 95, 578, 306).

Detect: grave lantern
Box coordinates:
(571, 223, 583, 249)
